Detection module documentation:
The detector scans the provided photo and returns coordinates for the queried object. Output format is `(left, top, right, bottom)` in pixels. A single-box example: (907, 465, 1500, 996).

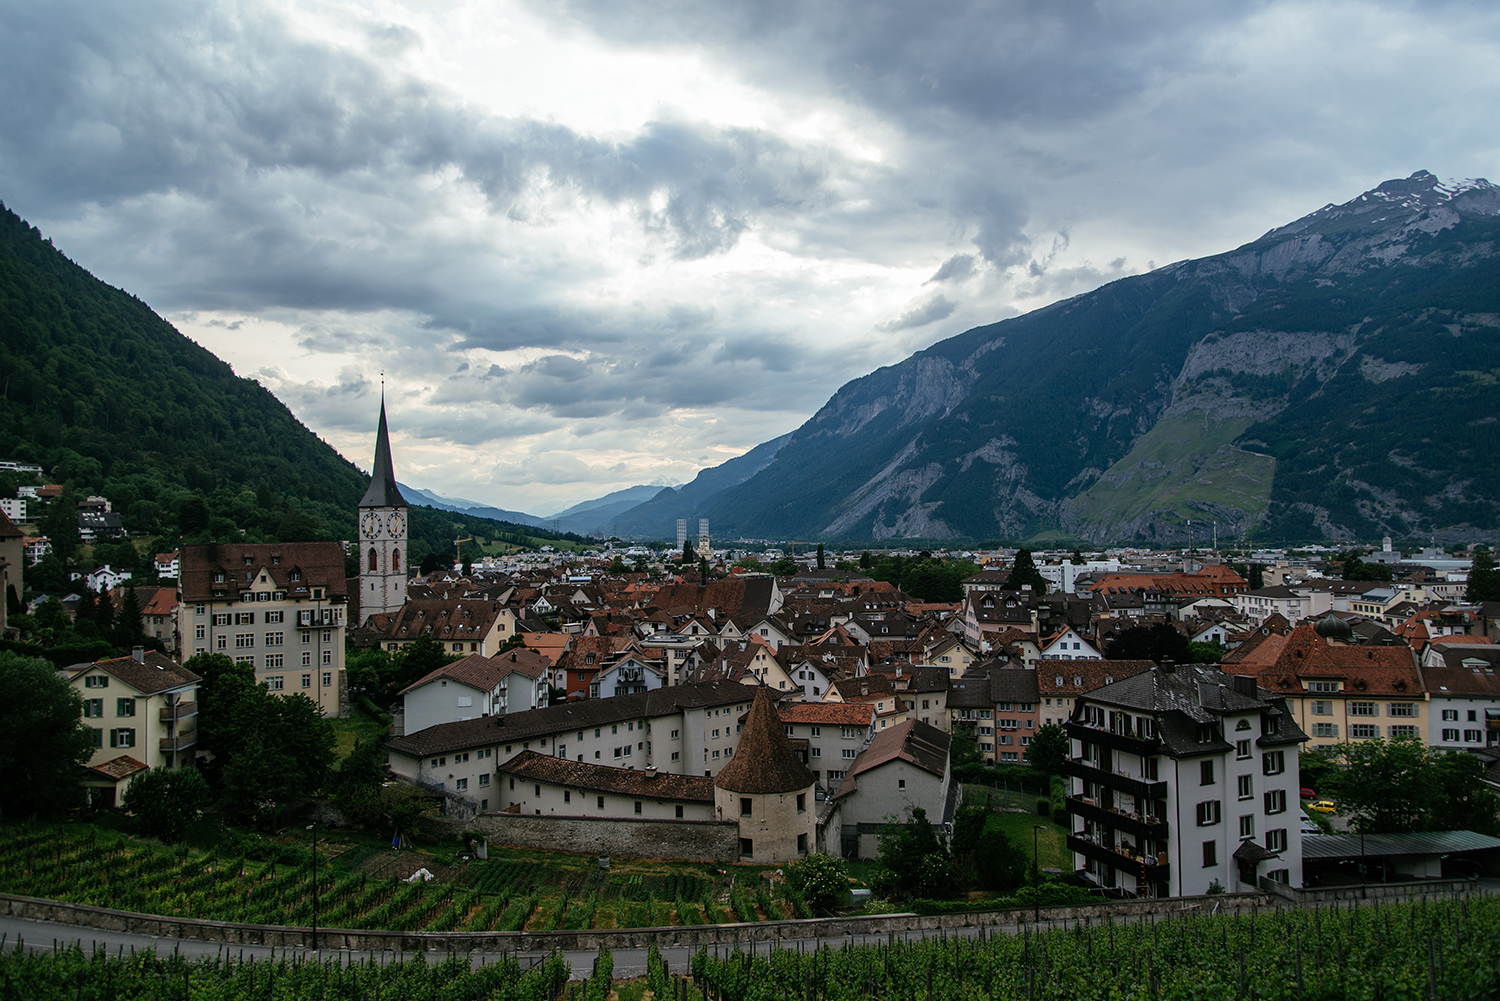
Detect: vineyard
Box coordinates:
(681, 893, 1500, 1000)
(0, 825, 810, 932)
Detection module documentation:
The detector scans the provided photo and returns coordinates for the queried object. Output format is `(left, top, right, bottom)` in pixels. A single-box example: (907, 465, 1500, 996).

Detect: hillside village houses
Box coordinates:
(17, 399, 1500, 883)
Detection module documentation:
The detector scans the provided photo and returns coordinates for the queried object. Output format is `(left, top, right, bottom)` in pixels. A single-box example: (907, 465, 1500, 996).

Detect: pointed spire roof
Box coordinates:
(359, 395, 407, 509)
(714, 687, 816, 795)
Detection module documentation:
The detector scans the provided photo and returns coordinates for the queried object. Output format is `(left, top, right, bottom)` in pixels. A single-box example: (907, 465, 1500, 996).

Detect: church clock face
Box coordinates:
(388, 511, 406, 537)
(360, 511, 381, 538)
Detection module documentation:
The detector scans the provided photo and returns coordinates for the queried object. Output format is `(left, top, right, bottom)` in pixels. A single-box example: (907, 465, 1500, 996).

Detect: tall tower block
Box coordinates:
(677, 519, 688, 550)
(357, 396, 409, 622)
(697, 518, 711, 559)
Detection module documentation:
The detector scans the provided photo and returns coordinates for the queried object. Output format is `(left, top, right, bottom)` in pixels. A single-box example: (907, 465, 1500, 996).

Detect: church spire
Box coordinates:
(358, 392, 407, 509)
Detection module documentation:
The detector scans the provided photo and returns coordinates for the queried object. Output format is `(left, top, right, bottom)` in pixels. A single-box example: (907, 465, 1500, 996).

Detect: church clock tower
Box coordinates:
(358, 395, 408, 622)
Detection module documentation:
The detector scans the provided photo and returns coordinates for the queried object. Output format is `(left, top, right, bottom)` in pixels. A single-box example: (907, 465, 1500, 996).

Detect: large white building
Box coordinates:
(1064, 664, 1308, 897)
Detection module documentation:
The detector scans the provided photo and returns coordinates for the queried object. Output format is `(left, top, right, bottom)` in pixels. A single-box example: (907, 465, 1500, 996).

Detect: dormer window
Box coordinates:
(243, 556, 253, 566)
(289, 570, 301, 582)
(213, 571, 225, 583)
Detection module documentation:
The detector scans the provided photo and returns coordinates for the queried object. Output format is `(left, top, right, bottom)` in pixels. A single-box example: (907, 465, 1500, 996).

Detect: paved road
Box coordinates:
(0, 913, 1038, 979)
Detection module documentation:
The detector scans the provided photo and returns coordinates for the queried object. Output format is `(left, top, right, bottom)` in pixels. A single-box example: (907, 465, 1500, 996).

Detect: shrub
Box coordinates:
(1036, 798, 1050, 816)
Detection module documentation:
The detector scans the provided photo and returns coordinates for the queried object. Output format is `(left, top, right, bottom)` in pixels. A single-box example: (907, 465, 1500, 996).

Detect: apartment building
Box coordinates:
(178, 541, 348, 716)
(1064, 664, 1308, 898)
(774, 701, 877, 788)
(69, 649, 200, 804)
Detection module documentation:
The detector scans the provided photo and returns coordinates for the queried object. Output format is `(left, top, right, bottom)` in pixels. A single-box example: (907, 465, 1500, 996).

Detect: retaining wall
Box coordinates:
(1258, 876, 1475, 905)
(474, 814, 740, 864)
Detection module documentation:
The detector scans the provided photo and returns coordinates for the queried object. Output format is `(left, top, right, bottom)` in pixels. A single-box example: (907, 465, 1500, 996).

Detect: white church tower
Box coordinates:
(358, 395, 408, 622)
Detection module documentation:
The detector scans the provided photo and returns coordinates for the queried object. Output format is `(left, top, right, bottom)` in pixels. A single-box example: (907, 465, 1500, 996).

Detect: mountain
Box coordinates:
(0, 203, 584, 560)
(396, 482, 549, 529)
(607, 432, 793, 539)
(642, 172, 1500, 545)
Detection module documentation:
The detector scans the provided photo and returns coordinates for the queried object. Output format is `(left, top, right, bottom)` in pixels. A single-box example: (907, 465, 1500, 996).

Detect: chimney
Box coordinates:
(131, 646, 145, 664)
(1159, 659, 1175, 674)
(644, 765, 658, 781)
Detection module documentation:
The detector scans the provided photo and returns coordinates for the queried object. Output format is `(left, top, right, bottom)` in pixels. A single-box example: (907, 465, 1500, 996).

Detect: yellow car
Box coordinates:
(1308, 800, 1337, 815)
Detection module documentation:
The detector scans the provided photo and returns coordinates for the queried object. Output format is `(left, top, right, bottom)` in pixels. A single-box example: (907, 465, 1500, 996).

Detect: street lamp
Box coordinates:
(1032, 825, 1048, 925)
(305, 823, 319, 952)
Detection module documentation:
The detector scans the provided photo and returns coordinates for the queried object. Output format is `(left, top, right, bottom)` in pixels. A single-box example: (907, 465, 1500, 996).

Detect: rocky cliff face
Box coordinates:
(631, 172, 1500, 544)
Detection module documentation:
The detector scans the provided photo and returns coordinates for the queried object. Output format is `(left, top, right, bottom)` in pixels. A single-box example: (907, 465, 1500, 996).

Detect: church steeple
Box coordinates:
(359, 394, 406, 509)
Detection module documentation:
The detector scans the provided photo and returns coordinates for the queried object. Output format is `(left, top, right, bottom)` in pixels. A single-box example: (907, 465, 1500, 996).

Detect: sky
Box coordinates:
(3, 0, 1499, 516)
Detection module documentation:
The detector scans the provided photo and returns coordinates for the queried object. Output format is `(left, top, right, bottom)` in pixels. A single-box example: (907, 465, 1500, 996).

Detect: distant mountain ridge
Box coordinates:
(612, 171, 1500, 545)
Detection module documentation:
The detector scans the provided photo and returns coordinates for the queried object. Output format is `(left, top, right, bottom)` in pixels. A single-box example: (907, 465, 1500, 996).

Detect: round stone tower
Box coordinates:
(713, 686, 817, 863)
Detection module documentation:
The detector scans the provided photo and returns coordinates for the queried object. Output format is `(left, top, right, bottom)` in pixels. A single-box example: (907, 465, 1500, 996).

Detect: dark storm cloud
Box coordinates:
(877, 293, 956, 332)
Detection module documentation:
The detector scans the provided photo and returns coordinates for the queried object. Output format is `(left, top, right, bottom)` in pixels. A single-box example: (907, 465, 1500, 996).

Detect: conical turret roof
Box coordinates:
(359, 395, 407, 509)
(714, 687, 816, 794)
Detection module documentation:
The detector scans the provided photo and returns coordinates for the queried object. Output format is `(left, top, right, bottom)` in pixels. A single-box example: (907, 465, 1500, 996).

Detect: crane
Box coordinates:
(454, 536, 474, 568)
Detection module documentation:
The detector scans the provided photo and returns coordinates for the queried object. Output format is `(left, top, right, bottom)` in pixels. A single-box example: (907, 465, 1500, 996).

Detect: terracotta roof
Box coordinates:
(713, 687, 816, 795)
(497, 750, 714, 802)
(776, 702, 877, 726)
(71, 652, 200, 696)
(83, 755, 149, 781)
(834, 718, 950, 801)
(1036, 660, 1153, 696)
(179, 542, 348, 603)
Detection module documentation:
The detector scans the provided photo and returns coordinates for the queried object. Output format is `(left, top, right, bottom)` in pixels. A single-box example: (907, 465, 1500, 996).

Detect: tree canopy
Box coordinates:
(1002, 550, 1048, 595)
(1104, 622, 1192, 663)
(1468, 548, 1500, 603)
(0, 651, 96, 816)
(1024, 722, 1069, 776)
(1330, 735, 1500, 836)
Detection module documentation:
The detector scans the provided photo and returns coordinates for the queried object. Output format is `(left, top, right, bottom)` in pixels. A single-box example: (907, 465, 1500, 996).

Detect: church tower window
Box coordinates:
(368, 548, 378, 572)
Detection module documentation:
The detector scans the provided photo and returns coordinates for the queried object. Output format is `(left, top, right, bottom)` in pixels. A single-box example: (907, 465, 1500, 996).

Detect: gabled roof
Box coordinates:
(1036, 660, 1153, 696)
(71, 652, 200, 696)
(0, 508, 20, 540)
(834, 719, 950, 800)
(83, 755, 149, 782)
(713, 687, 816, 795)
(498, 750, 713, 802)
(180, 542, 349, 602)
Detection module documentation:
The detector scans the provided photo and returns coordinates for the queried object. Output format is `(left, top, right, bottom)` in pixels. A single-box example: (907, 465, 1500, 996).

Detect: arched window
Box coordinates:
(392, 549, 400, 572)
(368, 548, 378, 572)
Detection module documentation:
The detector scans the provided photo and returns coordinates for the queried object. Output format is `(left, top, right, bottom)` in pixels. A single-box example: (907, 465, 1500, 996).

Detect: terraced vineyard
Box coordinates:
(0, 825, 807, 931)
(684, 893, 1498, 1000)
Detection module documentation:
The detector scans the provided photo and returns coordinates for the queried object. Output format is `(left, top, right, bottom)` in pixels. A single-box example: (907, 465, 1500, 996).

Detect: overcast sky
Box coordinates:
(3, 0, 1498, 515)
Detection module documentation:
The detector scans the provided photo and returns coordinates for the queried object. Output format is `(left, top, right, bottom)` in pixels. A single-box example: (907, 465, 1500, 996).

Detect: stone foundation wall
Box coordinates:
(475, 814, 740, 862)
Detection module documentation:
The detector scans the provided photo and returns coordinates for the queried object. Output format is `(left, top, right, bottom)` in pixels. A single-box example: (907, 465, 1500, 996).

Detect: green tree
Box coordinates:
(816, 544, 826, 570)
(177, 496, 211, 536)
(1332, 735, 1470, 835)
(974, 825, 1029, 892)
(1024, 722, 1070, 776)
(332, 738, 388, 802)
(1187, 641, 1225, 664)
(38, 493, 81, 561)
(0, 651, 96, 816)
(1468, 548, 1500, 603)
(186, 653, 259, 770)
(681, 539, 693, 563)
(1003, 549, 1048, 594)
(785, 852, 849, 914)
(949, 723, 983, 770)
(1105, 623, 1192, 663)
(770, 556, 799, 576)
(871, 807, 950, 899)
(1429, 749, 1500, 835)
(859, 551, 872, 570)
(121, 766, 211, 841)
(732, 558, 767, 573)
(111, 587, 147, 651)
(219, 692, 335, 828)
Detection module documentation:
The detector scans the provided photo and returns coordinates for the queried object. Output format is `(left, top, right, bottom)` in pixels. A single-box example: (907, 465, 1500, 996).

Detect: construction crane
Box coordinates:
(454, 536, 474, 568)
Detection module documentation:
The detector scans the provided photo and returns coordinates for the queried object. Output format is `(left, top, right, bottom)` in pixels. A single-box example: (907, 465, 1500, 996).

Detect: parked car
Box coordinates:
(1308, 799, 1337, 814)
(1299, 787, 1317, 799)
(1441, 857, 1482, 880)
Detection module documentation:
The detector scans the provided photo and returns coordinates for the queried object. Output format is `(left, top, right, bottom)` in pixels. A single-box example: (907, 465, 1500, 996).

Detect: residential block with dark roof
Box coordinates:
(1064, 664, 1307, 898)
(830, 718, 953, 859)
(177, 541, 349, 716)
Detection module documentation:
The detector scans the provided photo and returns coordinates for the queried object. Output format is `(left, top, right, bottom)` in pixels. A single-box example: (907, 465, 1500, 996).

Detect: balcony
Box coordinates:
(1065, 795, 1168, 839)
(1065, 720, 1160, 756)
(160, 732, 199, 753)
(159, 701, 198, 723)
(1067, 833, 1170, 884)
(1061, 759, 1168, 800)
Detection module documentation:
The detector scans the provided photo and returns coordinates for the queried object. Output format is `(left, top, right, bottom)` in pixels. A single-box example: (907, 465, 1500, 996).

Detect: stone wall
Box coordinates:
(475, 813, 740, 862)
(1259, 875, 1474, 905)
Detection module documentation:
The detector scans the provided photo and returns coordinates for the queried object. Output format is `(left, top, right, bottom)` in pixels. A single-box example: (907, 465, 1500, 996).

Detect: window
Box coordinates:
(1389, 725, 1418, 738)
(897, 779, 906, 790)
(267, 676, 284, 691)
(234, 612, 255, 625)
(83, 698, 103, 718)
(1236, 739, 1251, 760)
(1239, 815, 1255, 838)
(302, 651, 312, 667)
(322, 650, 332, 665)
(1311, 701, 1332, 715)
(115, 698, 135, 717)
(1349, 701, 1378, 716)
(670, 729, 680, 739)
(1265, 828, 1287, 853)
(1309, 681, 1338, 693)
(811, 747, 821, 757)
(300, 673, 311, 688)
(266, 632, 284, 647)
(1313, 723, 1338, 738)
(194, 624, 206, 640)
(266, 610, 283, 624)
(109, 728, 135, 748)
(1465, 729, 1483, 742)
(1262, 751, 1285, 775)
(478, 773, 490, 786)
(1203, 841, 1217, 867)
(455, 778, 467, 791)
(1200, 760, 1215, 786)
(841, 727, 859, 739)
(1264, 789, 1287, 814)
(1388, 703, 1417, 718)
(796, 793, 806, 813)
(740, 797, 753, 817)
(235, 634, 254, 649)
(323, 672, 332, 687)
(1442, 709, 1459, 722)
(842, 748, 857, 759)
(739, 838, 753, 857)
(1349, 723, 1379, 739)
(84, 674, 108, 689)
(597, 796, 605, 809)
(217, 636, 228, 650)
(810, 726, 821, 737)
(1196, 800, 1221, 826)
(634, 801, 642, 815)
